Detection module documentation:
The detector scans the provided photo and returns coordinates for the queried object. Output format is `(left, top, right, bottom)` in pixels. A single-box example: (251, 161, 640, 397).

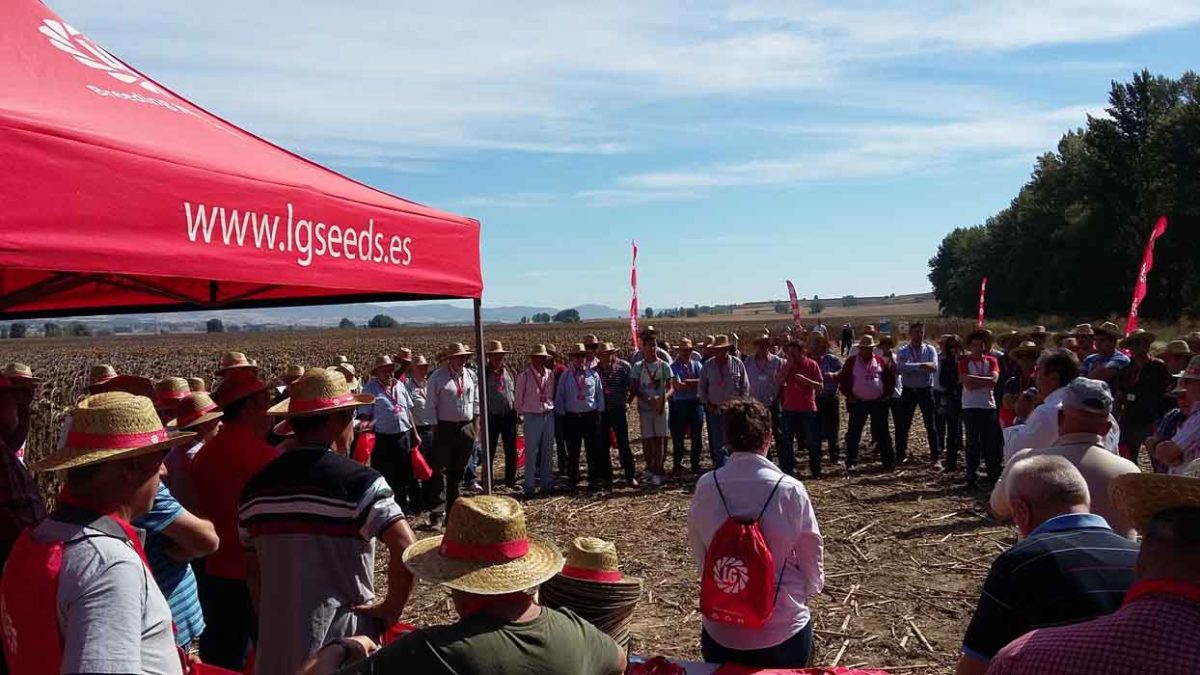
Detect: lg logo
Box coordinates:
(39, 18, 163, 94)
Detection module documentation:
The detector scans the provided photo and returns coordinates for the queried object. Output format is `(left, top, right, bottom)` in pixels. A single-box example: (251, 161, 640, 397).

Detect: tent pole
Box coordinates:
(473, 298, 492, 495)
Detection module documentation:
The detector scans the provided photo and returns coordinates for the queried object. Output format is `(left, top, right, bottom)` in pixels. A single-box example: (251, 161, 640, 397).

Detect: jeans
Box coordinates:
(669, 398, 705, 471)
(600, 405, 636, 480)
(845, 398, 893, 468)
(934, 391, 962, 467)
(522, 412, 556, 493)
(197, 573, 257, 669)
(425, 419, 476, 522)
(895, 386, 939, 461)
(701, 621, 812, 668)
(815, 395, 840, 463)
(561, 410, 607, 486)
(780, 410, 819, 476)
(488, 411, 519, 485)
(705, 409, 730, 468)
(962, 408, 1001, 482)
(370, 431, 419, 514)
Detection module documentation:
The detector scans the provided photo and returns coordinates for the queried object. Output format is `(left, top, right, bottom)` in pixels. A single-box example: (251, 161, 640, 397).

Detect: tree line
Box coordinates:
(928, 71, 1200, 321)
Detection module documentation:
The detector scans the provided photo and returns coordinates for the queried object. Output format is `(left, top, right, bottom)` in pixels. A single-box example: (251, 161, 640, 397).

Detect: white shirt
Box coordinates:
(1003, 385, 1122, 461)
(687, 453, 824, 650)
(1168, 402, 1200, 475)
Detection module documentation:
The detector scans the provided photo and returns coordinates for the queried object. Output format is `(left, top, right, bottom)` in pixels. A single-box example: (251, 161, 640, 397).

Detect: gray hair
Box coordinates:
(1007, 455, 1090, 511)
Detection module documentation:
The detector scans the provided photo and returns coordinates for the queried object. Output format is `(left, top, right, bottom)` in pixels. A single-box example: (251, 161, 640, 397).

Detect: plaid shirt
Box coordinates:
(987, 580, 1200, 675)
(0, 439, 45, 528)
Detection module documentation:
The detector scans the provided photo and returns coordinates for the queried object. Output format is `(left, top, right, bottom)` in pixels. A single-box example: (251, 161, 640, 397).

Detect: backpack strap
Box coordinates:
(756, 475, 789, 606)
(756, 475, 786, 523)
(712, 470, 732, 517)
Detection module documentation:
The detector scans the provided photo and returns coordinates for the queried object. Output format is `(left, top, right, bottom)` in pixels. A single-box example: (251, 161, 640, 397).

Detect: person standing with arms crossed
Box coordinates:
(699, 335, 751, 469)
(894, 322, 940, 466)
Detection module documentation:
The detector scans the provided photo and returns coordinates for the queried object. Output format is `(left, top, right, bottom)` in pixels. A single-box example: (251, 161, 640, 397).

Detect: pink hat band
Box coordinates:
(65, 429, 167, 450)
(439, 537, 530, 563)
(175, 401, 218, 428)
(288, 391, 358, 414)
(561, 565, 623, 582)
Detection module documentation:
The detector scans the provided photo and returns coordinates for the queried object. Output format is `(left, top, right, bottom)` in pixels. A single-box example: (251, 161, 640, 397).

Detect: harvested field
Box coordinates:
(1, 318, 1008, 674)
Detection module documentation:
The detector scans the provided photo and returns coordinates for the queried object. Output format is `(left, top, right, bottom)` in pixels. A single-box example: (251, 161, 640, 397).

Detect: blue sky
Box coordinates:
(50, 1, 1200, 311)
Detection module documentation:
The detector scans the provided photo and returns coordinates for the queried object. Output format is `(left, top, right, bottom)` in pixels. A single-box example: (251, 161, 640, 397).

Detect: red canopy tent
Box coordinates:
(0, 0, 495, 485)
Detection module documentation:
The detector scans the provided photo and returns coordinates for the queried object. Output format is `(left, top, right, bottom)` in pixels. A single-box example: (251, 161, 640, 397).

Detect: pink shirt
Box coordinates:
(851, 355, 884, 400)
(514, 366, 555, 415)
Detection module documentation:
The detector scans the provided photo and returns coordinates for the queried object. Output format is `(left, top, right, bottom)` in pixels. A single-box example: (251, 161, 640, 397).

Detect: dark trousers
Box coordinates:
(845, 398, 893, 468)
(701, 622, 812, 668)
(425, 419, 476, 520)
(562, 410, 607, 485)
(600, 406, 635, 480)
(488, 411, 519, 485)
(780, 410, 820, 476)
(815, 395, 840, 463)
(197, 573, 257, 669)
(555, 412, 568, 475)
(962, 408, 1001, 482)
(370, 431, 419, 513)
(669, 398, 704, 471)
(895, 387, 939, 461)
(935, 392, 963, 468)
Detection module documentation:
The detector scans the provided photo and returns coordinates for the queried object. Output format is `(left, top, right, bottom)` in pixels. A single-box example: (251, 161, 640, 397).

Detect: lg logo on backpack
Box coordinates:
(712, 556, 750, 594)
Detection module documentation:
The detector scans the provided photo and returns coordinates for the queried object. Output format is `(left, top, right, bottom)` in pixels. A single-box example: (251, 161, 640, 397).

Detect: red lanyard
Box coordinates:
(573, 367, 587, 400)
(529, 367, 549, 402)
(451, 369, 465, 397)
(716, 359, 727, 387)
(490, 368, 506, 393)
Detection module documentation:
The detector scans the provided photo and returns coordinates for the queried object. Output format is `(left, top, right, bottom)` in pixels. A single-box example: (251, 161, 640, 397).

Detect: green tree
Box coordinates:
(644, 307, 654, 319)
(9, 322, 27, 339)
(841, 295, 858, 307)
(809, 295, 824, 314)
(553, 308, 581, 323)
(67, 322, 91, 337)
(43, 322, 62, 337)
(206, 318, 225, 333)
(338, 318, 356, 329)
(532, 312, 552, 324)
(368, 314, 398, 328)
(519, 316, 529, 324)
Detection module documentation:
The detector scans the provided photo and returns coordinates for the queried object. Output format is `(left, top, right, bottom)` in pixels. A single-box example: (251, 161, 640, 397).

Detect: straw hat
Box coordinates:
(1028, 325, 1049, 337)
(88, 364, 118, 387)
(1009, 341, 1041, 360)
(639, 325, 658, 338)
(216, 351, 258, 375)
(709, 335, 733, 350)
(878, 335, 895, 349)
(1093, 321, 1122, 339)
(396, 348, 413, 363)
(2, 363, 43, 386)
(967, 328, 994, 346)
(1110, 460, 1200, 532)
(1159, 340, 1193, 358)
(154, 377, 191, 409)
(333, 355, 350, 365)
(546, 344, 559, 357)
(703, 335, 716, 347)
(213, 368, 271, 407)
(995, 330, 1023, 348)
(857, 335, 878, 349)
(1176, 356, 1200, 382)
(186, 377, 207, 392)
(1070, 324, 1095, 337)
(596, 342, 618, 355)
(280, 364, 306, 382)
(411, 355, 429, 368)
(331, 362, 358, 384)
(273, 418, 294, 438)
(267, 368, 374, 418)
(168, 392, 223, 430)
(402, 496, 563, 595)
(375, 355, 402, 375)
(444, 343, 473, 358)
(675, 338, 695, 352)
(583, 334, 600, 348)
(541, 537, 642, 649)
(485, 340, 507, 355)
(863, 325, 877, 335)
(566, 343, 588, 357)
(1119, 329, 1157, 348)
(33, 392, 195, 472)
(528, 344, 552, 359)
(559, 537, 637, 585)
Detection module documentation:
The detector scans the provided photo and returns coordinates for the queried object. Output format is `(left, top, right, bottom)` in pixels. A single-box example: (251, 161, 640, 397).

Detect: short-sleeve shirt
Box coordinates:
(959, 355, 1000, 409)
(334, 607, 621, 675)
(33, 517, 182, 675)
(781, 356, 822, 412)
(485, 368, 515, 417)
(598, 359, 632, 411)
(960, 513, 1137, 664)
(1167, 402, 1200, 475)
(630, 359, 672, 412)
(1083, 350, 1131, 378)
(425, 366, 480, 423)
(134, 483, 205, 646)
(817, 353, 842, 398)
(405, 376, 428, 425)
(743, 354, 784, 406)
(699, 356, 750, 405)
(669, 356, 705, 401)
(362, 378, 414, 434)
(239, 446, 406, 675)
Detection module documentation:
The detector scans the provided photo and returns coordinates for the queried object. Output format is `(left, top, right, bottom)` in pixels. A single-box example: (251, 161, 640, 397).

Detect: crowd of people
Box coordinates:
(0, 318, 1196, 674)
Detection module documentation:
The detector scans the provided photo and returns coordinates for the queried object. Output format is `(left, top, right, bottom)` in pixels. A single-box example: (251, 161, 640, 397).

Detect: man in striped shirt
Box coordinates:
(956, 455, 1137, 675)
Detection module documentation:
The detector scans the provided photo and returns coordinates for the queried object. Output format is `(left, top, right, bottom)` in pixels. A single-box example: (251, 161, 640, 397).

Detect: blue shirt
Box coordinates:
(670, 356, 705, 401)
(554, 366, 606, 414)
(1083, 350, 1131, 377)
(361, 378, 414, 434)
(818, 353, 843, 398)
(134, 483, 204, 646)
(897, 342, 939, 390)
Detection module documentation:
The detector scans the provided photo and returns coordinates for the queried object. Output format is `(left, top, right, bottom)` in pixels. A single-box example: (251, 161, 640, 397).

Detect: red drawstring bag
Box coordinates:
(699, 473, 786, 629)
(715, 666, 892, 674)
(516, 434, 526, 468)
(411, 442, 434, 481)
(381, 622, 419, 645)
(353, 431, 376, 464)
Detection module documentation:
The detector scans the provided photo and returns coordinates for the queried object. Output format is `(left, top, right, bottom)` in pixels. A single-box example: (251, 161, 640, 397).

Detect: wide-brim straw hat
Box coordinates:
(1071, 323, 1096, 337)
(167, 392, 224, 430)
(1119, 328, 1157, 348)
(154, 377, 191, 409)
(1176, 356, 1200, 382)
(411, 355, 429, 367)
(372, 355, 397, 374)
(331, 363, 358, 384)
(2, 363, 43, 386)
(862, 325, 877, 335)
(857, 335, 877, 349)
(1160, 340, 1193, 358)
(213, 369, 271, 407)
(1110, 460, 1200, 532)
(485, 340, 507, 355)
(186, 377, 207, 393)
(333, 355, 350, 365)
(675, 338, 695, 351)
(528, 344, 552, 359)
(583, 334, 600, 348)
(558, 537, 639, 585)
(396, 348, 414, 363)
(638, 325, 658, 338)
(995, 330, 1023, 347)
(709, 335, 733, 350)
(444, 343, 474, 358)
(88, 364, 119, 388)
(216, 351, 259, 375)
(1094, 321, 1122, 339)
(1009, 341, 1041, 360)
(967, 328, 994, 346)
(89, 374, 156, 400)
(403, 496, 563, 595)
(596, 342, 618, 355)
(268, 368, 374, 417)
(281, 364, 306, 381)
(1029, 325, 1049, 337)
(33, 392, 195, 472)
(566, 343, 588, 357)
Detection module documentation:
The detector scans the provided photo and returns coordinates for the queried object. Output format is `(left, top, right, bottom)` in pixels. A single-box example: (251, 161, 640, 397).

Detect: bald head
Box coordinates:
(1007, 455, 1091, 536)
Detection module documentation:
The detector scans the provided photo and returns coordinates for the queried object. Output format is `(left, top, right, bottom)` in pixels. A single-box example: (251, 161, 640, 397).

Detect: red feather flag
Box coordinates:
(977, 277, 988, 328)
(1125, 216, 1168, 336)
(629, 241, 639, 350)
(785, 280, 802, 331)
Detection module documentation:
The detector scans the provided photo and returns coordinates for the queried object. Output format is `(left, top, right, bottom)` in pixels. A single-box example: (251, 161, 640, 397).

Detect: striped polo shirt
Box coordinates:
(134, 482, 204, 646)
(961, 513, 1139, 664)
(238, 446, 405, 675)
